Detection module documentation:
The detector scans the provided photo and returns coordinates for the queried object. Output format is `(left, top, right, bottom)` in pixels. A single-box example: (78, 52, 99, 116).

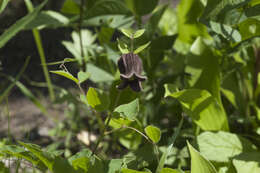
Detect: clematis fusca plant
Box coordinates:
(116, 28, 150, 92)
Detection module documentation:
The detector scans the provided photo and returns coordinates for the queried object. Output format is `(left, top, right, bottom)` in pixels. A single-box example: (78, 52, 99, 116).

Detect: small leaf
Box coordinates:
(77, 71, 91, 84)
(134, 42, 151, 54)
(117, 38, 130, 54)
(50, 70, 79, 84)
(145, 125, 161, 143)
(120, 28, 134, 38)
(87, 87, 110, 111)
(133, 29, 145, 38)
(187, 141, 217, 173)
(61, 0, 80, 14)
(114, 99, 139, 120)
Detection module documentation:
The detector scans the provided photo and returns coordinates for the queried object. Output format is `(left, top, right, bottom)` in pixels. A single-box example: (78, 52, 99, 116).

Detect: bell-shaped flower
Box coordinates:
(117, 53, 147, 92)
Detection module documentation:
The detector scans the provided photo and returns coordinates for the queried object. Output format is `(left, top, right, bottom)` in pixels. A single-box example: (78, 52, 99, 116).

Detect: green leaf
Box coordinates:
(177, 0, 210, 43)
(117, 38, 130, 54)
(134, 42, 151, 54)
(125, 0, 158, 16)
(0, 0, 9, 14)
(233, 152, 260, 173)
(197, 131, 256, 162)
(50, 70, 79, 84)
(87, 64, 114, 83)
(144, 125, 161, 143)
(18, 142, 54, 171)
(121, 28, 134, 38)
(0, 0, 47, 48)
(114, 99, 139, 120)
(187, 141, 217, 173)
(122, 168, 149, 173)
(69, 149, 92, 172)
(158, 6, 178, 35)
(165, 88, 228, 131)
(25, 10, 70, 29)
(155, 144, 173, 173)
(209, 21, 241, 42)
(238, 18, 260, 41)
(61, 0, 80, 14)
(77, 71, 91, 84)
(133, 29, 145, 38)
(86, 0, 129, 18)
(107, 159, 123, 173)
(87, 87, 110, 111)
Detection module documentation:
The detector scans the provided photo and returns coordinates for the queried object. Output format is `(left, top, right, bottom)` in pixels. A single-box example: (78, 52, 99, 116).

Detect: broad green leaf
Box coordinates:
(201, 0, 249, 23)
(114, 99, 139, 121)
(185, 37, 229, 131)
(0, 0, 47, 48)
(0, 0, 9, 14)
(165, 88, 228, 131)
(86, 0, 129, 18)
(125, 0, 158, 16)
(87, 87, 110, 111)
(133, 29, 145, 38)
(161, 168, 182, 173)
(159, 6, 178, 35)
(197, 131, 256, 162)
(155, 144, 173, 173)
(121, 28, 134, 38)
(187, 142, 217, 173)
(77, 71, 91, 84)
(107, 159, 123, 173)
(233, 152, 260, 173)
(50, 70, 79, 84)
(144, 125, 161, 143)
(87, 64, 114, 83)
(134, 42, 151, 54)
(209, 21, 241, 42)
(238, 18, 260, 41)
(25, 10, 70, 29)
(122, 168, 149, 173)
(61, 0, 80, 14)
(69, 149, 92, 172)
(177, 0, 210, 43)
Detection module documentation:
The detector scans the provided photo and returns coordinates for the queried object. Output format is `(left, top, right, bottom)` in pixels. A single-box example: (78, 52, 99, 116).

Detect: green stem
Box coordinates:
(79, 0, 86, 71)
(24, 0, 55, 101)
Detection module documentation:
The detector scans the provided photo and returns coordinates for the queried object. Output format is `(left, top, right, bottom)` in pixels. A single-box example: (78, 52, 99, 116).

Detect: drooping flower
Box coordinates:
(117, 53, 147, 92)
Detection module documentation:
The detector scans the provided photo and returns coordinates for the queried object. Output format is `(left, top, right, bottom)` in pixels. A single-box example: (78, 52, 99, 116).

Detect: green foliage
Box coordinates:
(2, 0, 260, 172)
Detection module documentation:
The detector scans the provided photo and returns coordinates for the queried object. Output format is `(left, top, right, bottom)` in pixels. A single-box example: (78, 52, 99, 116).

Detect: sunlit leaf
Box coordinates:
(50, 70, 79, 84)
(134, 42, 151, 54)
(77, 71, 91, 84)
(114, 99, 139, 121)
(87, 87, 110, 111)
(133, 29, 145, 38)
(145, 125, 161, 143)
(187, 142, 217, 173)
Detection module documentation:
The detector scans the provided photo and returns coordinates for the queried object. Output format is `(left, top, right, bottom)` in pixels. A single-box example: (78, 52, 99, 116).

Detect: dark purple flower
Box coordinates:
(117, 53, 147, 92)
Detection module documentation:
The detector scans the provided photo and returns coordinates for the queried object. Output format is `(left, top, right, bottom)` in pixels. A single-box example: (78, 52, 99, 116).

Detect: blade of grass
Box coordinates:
(0, 56, 31, 104)
(25, 0, 55, 101)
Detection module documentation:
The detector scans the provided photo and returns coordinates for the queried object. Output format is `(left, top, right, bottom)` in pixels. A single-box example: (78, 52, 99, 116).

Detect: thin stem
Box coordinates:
(6, 97, 11, 141)
(79, 0, 86, 71)
(24, 0, 55, 101)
